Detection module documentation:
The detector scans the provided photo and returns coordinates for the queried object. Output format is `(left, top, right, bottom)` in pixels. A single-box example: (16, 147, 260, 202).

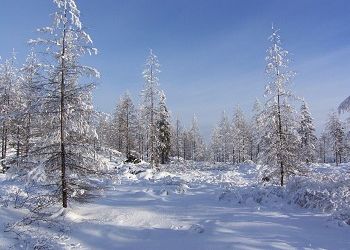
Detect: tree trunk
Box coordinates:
(60, 12, 68, 208)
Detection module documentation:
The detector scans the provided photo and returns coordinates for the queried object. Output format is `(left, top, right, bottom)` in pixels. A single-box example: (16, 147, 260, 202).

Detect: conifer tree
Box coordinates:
(232, 107, 250, 163)
(298, 101, 317, 164)
(29, 0, 100, 208)
(189, 115, 205, 161)
(171, 116, 183, 161)
(0, 53, 21, 172)
(157, 91, 171, 164)
(326, 111, 345, 165)
(20, 50, 43, 160)
(259, 26, 301, 186)
(141, 49, 161, 166)
(252, 99, 263, 162)
(112, 92, 137, 155)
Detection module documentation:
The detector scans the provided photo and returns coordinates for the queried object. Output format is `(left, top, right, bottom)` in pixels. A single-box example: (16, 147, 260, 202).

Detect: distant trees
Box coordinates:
(326, 111, 346, 165)
(251, 99, 263, 162)
(171, 116, 183, 161)
(111, 92, 137, 155)
(188, 116, 206, 161)
(96, 50, 179, 166)
(211, 111, 231, 163)
(232, 107, 251, 163)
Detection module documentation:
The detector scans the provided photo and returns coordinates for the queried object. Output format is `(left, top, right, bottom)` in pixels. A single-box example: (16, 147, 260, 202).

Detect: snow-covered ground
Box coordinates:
(1, 158, 350, 249)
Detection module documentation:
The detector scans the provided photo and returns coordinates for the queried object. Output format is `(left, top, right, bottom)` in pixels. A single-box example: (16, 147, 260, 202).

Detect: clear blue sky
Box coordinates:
(1, 0, 349, 138)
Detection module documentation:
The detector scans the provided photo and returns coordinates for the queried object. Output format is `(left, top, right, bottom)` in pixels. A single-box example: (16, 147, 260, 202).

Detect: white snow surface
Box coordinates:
(1, 158, 350, 250)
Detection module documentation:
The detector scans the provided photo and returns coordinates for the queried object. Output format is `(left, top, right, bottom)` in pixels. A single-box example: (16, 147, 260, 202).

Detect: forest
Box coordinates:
(1, 0, 350, 249)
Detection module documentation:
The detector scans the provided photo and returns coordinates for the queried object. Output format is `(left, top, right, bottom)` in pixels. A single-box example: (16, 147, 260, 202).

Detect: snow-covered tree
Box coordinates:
(29, 0, 100, 208)
(219, 111, 232, 162)
(141, 49, 161, 166)
(182, 129, 191, 161)
(326, 111, 346, 165)
(210, 111, 232, 163)
(171, 116, 183, 161)
(111, 92, 137, 155)
(19, 50, 44, 158)
(232, 107, 250, 163)
(209, 111, 232, 163)
(298, 101, 317, 164)
(0, 53, 22, 171)
(210, 125, 222, 163)
(157, 91, 171, 164)
(251, 99, 263, 162)
(259, 26, 301, 186)
(189, 115, 205, 161)
(318, 132, 328, 163)
(96, 112, 113, 149)
(136, 110, 146, 161)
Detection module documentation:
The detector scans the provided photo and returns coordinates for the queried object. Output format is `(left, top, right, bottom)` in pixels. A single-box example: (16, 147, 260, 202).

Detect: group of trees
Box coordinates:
(97, 26, 349, 188)
(96, 50, 206, 166)
(210, 27, 349, 186)
(0, 0, 101, 208)
(1, 1, 349, 211)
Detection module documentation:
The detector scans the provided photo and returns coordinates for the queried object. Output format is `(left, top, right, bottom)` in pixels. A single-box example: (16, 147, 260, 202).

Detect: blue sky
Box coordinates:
(1, 0, 350, 138)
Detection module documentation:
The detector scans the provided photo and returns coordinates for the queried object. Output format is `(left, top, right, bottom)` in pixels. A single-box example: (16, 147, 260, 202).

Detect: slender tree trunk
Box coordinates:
(126, 106, 130, 155)
(25, 114, 31, 157)
(277, 92, 284, 186)
(1, 123, 7, 170)
(60, 14, 68, 208)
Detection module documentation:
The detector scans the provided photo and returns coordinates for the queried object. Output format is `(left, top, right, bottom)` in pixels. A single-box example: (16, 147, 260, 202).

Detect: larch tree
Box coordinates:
(189, 115, 205, 161)
(210, 126, 222, 163)
(232, 107, 250, 163)
(298, 101, 317, 164)
(96, 112, 113, 150)
(171, 116, 183, 161)
(219, 111, 232, 163)
(211, 111, 231, 163)
(259, 26, 301, 186)
(29, 0, 100, 208)
(0, 53, 21, 172)
(326, 111, 345, 165)
(20, 50, 43, 162)
(318, 132, 328, 163)
(112, 92, 137, 155)
(252, 98, 263, 162)
(157, 91, 171, 164)
(141, 49, 161, 166)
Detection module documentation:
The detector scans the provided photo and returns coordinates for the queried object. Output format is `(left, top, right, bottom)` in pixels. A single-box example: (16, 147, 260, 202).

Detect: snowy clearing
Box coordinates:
(1, 160, 350, 250)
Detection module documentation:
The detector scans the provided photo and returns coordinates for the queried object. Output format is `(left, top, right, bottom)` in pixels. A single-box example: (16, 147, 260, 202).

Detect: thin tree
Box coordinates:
(326, 111, 345, 165)
(0, 53, 21, 172)
(29, 0, 100, 208)
(141, 49, 161, 167)
(298, 101, 317, 164)
(259, 25, 301, 186)
(157, 91, 171, 164)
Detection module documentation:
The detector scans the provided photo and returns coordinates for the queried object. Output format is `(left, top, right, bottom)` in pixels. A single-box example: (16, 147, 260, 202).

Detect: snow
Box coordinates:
(1, 159, 350, 249)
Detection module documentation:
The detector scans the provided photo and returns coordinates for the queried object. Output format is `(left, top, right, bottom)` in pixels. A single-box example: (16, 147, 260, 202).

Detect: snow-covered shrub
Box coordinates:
(219, 185, 284, 207)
